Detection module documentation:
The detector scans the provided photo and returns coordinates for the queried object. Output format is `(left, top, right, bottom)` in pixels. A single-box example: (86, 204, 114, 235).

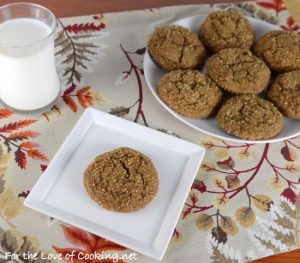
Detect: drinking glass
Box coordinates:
(0, 3, 60, 114)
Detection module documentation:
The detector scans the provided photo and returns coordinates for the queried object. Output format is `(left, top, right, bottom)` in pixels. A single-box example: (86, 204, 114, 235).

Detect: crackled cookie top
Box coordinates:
(199, 11, 254, 54)
(254, 30, 300, 73)
(84, 147, 159, 212)
(267, 70, 300, 119)
(217, 95, 283, 140)
(157, 70, 222, 118)
(148, 25, 206, 71)
(207, 48, 270, 94)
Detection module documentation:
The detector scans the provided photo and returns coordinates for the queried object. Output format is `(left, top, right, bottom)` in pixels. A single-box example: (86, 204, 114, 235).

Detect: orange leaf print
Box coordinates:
(0, 119, 37, 133)
(27, 149, 48, 162)
(95, 237, 126, 252)
(20, 141, 39, 149)
(77, 87, 93, 108)
(8, 130, 40, 140)
(0, 108, 12, 120)
(62, 225, 97, 251)
(76, 86, 91, 95)
(53, 226, 127, 263)
(63, 96, 78, 112)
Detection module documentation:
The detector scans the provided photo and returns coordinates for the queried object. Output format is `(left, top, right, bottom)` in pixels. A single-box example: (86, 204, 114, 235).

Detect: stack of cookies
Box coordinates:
(147, 11, 300, 140)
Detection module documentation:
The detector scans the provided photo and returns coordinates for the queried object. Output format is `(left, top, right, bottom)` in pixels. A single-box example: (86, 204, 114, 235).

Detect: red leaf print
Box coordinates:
(0, 119, 37, 133)
(63, 96, 78, 113)
(281, 16, 300, 31)
(27, 149, 48, 162)
(217, 157, 235, 169)
(20, 141, 39, 149)
(256, 0, 286, 15)
(182, 207, 192, 219)
(281, 146, 296, 161)
(0, 109, 12, 120)
(40, 164, 48, 172)
(192, 179, 206, 193)
(65, 22, 106, 34)
(63, 84, 77, 96)
(61, 226, 97, 251)
(281, 188, 297, 204)
(8, 131, 40, 140)
(15, 148, 27, 169)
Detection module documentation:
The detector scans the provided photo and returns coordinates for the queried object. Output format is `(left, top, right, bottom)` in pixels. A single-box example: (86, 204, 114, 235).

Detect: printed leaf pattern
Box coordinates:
(0, 112, 47, 169)
(196, 214, 214, 231)
(55, 18, 108, 85)
(0, 228, 52, 262)
(235, 207, 256, 228)
(256, 0, 286, 15)
(62, 85, 105, 113)
(53, 225, 126, 262)
(252, 195, 273, 212)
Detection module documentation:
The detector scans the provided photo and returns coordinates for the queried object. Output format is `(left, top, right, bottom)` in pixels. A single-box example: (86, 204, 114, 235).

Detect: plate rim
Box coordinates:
(25, 107, 206, 260)
(143, 14, 300, 144)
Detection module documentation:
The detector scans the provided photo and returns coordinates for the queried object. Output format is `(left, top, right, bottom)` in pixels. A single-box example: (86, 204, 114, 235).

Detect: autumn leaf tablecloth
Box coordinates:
(1, 1, 300, 263)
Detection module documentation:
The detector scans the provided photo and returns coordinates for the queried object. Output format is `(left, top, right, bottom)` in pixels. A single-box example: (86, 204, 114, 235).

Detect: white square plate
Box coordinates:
(25, 108, 205, 260)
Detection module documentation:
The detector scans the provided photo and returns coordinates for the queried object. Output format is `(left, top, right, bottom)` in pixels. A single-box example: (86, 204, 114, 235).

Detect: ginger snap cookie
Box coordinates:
(157, 70, 222, 118)
(84, 147, 159, 212)
(207, 48, 271, 94)
(254, 30, 300, 73)
(217, 95, 283, 140)
(267, 70, 300, 119)
(198, 11, 254, 54)
(147, 25, 206, 71)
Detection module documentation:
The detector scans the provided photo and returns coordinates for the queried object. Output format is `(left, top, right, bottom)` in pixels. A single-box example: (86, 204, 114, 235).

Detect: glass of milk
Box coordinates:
(0, 3, 60, 114)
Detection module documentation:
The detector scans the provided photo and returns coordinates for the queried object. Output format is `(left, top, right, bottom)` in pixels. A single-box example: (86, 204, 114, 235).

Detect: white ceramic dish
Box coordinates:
(25, 108, 205, 260)
(144, 15, 300, 144)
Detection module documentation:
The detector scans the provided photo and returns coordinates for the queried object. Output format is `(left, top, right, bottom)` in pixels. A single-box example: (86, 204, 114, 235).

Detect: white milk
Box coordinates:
(0, 18, 60, 111)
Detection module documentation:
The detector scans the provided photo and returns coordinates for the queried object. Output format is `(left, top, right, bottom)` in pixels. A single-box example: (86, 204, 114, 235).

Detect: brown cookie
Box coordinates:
(84, 147, 159, 212)
(207, 48, 271, 94)
(217, 95, 283, 140)
(267, 70, 300, 119)
(254, 30, 300, 73)
(157, 70, 222, 118)
(199, 11, 254, 54)
(147, 25, 206, 71)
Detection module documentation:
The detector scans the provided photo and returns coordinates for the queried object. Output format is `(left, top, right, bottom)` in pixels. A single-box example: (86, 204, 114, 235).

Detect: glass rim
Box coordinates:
(0, 2, 57, 49)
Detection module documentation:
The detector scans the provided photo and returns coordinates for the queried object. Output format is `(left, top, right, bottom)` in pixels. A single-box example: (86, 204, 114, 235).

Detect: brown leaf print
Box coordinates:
(109, 106, 130, 117)
(211, 226, 227, 244)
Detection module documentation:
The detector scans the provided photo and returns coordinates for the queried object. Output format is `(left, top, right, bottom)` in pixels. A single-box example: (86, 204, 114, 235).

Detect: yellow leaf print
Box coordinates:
(0, 153, 12, 167)
(198, 136, 221, 149)
(196, 213, 214, 231)
(214, 149, 229, 160)
(220, 216, 239, 236)
(269, 176, 284, 192)
(253, 194, 273, 212)
(3, 198, 23, 218)
(0, 187, 15, 209)
(235, 207, 256, 228)
(237, 149, 254, 162)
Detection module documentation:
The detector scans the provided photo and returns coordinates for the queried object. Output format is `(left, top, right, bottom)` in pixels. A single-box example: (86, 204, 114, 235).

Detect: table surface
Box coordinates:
(1, 0, 299, 262)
